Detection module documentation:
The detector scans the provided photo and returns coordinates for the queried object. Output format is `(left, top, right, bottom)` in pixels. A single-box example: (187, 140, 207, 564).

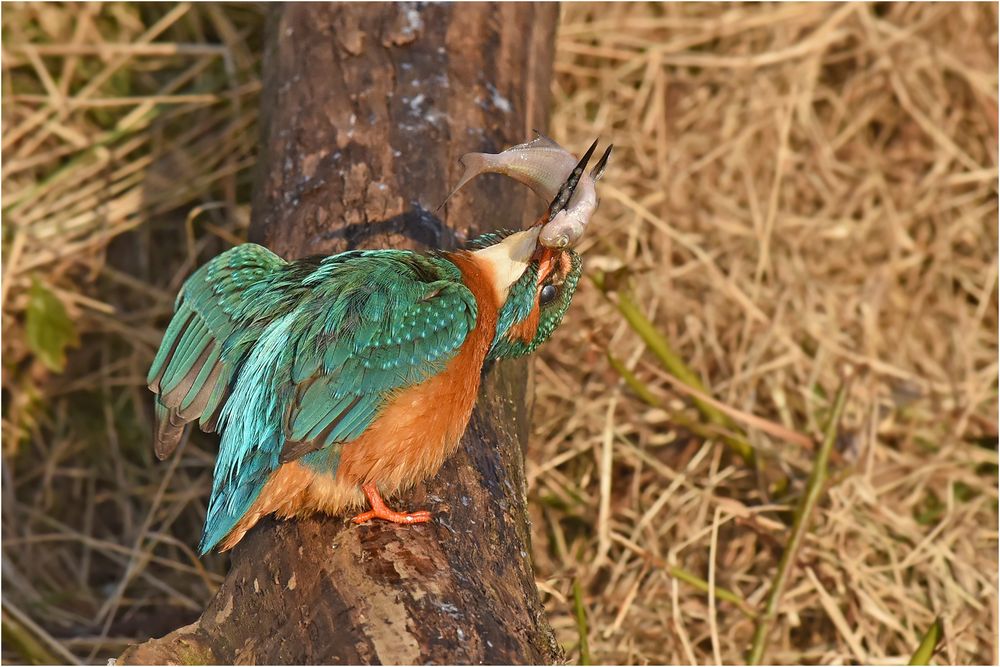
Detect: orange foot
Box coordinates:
(350, 481, 432, 525)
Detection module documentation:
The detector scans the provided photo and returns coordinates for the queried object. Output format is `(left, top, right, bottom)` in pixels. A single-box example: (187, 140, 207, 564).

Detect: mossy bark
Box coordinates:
(119, 3, 562, 664)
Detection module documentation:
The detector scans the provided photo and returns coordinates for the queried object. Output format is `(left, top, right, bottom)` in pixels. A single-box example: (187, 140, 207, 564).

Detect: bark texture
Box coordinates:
(119, 2, 562, 664)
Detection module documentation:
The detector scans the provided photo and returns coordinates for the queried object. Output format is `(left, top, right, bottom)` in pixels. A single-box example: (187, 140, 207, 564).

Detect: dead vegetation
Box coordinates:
(2, 3, 997, 665)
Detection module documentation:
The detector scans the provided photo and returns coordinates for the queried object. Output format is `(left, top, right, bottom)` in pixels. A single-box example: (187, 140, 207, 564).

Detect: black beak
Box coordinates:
(546, 138, 599, 222)
(590, 144, 613, 181)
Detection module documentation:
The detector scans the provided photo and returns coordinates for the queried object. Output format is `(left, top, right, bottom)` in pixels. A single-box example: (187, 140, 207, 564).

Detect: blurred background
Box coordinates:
(2, 3, 997, 664)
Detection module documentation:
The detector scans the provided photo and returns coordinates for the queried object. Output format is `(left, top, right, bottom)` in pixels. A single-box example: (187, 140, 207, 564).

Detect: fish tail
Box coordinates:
(437, 152, 495, 210)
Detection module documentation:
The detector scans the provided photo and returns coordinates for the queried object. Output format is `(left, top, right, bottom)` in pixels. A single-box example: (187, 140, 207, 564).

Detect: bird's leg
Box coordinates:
(350, 482, 432, 525)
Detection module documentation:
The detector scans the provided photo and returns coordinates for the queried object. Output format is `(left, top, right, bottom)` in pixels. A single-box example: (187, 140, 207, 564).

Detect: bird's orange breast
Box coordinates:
(333, 250, 499, 490)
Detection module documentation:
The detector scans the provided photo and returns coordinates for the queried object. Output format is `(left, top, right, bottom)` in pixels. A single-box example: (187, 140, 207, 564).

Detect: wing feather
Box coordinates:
(147, 244, 287, 459)
(148, 310, 194, 392)
(196, 251, 478, 552)
(180, 344, 221, 411)
(282, 267, 478, 456)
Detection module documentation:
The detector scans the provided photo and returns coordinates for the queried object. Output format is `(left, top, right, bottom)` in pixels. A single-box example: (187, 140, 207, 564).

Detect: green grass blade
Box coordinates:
(606, 351, 660, 406)
(595, 275, 755, 465)
(746, 376, 851, 665)
(607, 351, 755, 455)
(665, 564, 755, 619)
(908, 617, 943, 665)
(573, 579, 592, 666)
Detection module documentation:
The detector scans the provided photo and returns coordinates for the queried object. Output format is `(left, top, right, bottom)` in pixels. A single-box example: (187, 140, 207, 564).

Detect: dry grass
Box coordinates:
(2, 3, 997, 665)
(2, 4, 261, 662)
(535, 3, 998, 664)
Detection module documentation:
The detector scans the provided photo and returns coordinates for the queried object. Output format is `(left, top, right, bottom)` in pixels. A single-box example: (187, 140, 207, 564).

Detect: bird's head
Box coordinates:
(449, 136, 612, 360)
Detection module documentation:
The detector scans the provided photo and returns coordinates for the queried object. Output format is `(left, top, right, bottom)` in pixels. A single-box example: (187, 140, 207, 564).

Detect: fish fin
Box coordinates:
(517, 131, 563, 151)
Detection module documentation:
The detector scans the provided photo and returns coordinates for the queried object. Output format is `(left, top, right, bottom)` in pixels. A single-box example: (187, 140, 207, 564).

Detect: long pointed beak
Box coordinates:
(590, 144, 614, 182)
(545, 138, 599, 222)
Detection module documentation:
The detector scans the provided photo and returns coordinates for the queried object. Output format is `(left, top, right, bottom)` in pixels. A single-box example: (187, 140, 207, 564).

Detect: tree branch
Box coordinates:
(119, 2, 562, 663)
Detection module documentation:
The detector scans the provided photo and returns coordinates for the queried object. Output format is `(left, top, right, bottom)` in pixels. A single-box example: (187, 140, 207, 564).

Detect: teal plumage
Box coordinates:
(148, 244, 481, 553)
(148, 244, 289, 451)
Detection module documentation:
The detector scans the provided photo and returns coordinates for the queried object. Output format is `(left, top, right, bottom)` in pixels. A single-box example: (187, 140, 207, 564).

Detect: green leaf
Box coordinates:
(25, 277, 79, 373)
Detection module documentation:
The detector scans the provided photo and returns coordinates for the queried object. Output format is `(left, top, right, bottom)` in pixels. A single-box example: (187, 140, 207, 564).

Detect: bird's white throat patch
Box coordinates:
(472, 227, 540, 304)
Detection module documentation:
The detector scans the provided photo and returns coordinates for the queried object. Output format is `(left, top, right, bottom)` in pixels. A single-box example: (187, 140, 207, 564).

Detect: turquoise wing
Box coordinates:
(199, 252, 478, 552)
(147, 243, 289, 459)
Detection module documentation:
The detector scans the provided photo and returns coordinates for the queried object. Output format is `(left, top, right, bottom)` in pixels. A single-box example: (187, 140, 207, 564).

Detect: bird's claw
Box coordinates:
(350, 508, 432, 525)
(354, 481, 432, 525)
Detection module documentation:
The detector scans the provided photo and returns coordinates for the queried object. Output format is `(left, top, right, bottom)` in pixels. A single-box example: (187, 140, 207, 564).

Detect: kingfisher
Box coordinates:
(148, 135, 612, 554)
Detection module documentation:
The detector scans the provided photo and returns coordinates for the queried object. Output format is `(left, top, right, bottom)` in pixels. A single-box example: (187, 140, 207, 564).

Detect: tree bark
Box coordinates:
(119, 2, 562, 664)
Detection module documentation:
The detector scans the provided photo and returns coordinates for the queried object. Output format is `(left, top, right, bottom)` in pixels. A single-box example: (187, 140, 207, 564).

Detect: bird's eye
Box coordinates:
(539, 283, 558, 306)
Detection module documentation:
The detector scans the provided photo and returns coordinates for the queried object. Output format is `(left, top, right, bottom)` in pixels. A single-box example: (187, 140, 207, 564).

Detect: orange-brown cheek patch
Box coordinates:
(537, 249, 558, 283)
(508, 249, 568, 345)
(508, 300, 541, 343)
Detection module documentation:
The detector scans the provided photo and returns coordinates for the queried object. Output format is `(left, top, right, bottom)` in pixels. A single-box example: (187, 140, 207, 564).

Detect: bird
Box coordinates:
(147, 135, 613, 554)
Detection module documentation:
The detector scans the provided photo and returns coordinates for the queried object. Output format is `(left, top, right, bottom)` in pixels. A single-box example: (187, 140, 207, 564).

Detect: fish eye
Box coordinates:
(539, 283, 558, 306)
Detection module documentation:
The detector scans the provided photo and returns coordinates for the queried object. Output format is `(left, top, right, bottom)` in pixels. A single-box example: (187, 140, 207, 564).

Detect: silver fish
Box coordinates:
(444, 134, 612, 249)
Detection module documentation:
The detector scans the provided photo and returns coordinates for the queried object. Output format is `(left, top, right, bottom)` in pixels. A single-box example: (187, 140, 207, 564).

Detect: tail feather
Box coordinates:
(199, 473, 267, 554)
(205, 461, 315, 553)
(198, 431, 281, 553)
